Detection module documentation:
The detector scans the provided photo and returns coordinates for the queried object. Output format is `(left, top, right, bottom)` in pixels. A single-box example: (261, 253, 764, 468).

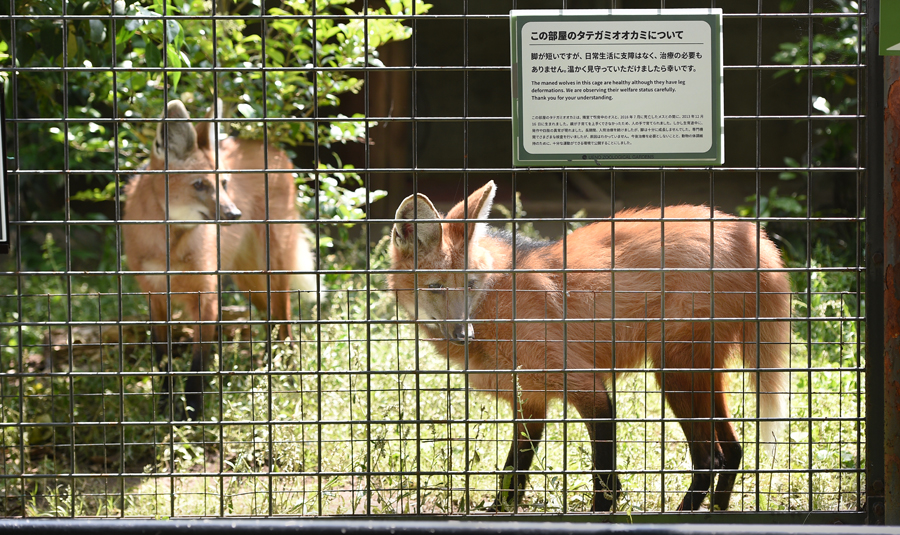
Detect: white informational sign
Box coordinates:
(511, 9, 723, 167)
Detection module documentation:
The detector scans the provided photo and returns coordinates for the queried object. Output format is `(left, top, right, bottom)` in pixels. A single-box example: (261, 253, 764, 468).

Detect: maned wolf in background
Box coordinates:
(123, 100, 317, 420)
(388, 180, 790, 512)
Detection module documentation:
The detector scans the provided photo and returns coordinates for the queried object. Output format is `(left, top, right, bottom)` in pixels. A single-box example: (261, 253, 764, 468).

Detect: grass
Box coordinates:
(0, 230, 865, 518)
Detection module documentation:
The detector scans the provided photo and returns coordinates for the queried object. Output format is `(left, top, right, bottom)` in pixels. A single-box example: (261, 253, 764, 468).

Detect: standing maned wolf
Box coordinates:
(123, 100, 317, 420)
(388, 180, 790, 512)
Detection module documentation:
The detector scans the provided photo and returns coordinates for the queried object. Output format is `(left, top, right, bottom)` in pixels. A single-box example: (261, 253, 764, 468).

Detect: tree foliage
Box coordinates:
(771, 0, 861, 168)
(1, 0, 429, 268)
(738, 0, 862, 270)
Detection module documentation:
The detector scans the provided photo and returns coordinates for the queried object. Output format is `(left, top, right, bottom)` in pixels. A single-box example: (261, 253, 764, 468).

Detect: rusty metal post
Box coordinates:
(882, 11, 900, 526)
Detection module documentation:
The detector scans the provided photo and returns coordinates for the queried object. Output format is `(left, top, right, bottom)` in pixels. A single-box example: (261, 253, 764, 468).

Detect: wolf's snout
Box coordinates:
(222, 205, 242, 222)
(449, 323, 474, 345)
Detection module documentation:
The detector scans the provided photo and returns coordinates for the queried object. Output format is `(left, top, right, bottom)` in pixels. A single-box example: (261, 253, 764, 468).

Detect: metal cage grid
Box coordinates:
(0, 0, 873, 524)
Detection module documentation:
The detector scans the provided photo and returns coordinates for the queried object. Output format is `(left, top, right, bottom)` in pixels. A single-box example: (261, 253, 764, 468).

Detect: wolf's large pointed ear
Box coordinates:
(446, 180, 496, 244)
(392, 193, 442, 256)
(196, 98, 223, 153)
(153, 100, 197, 161)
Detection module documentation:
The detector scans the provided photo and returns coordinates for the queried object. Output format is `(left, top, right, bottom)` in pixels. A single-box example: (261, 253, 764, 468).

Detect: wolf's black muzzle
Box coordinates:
(449, 323, 475, 345)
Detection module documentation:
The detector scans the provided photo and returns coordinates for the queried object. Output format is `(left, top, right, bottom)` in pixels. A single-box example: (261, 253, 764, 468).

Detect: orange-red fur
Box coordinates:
(123, 100, 316, 418)
(388, 180, 790, 511)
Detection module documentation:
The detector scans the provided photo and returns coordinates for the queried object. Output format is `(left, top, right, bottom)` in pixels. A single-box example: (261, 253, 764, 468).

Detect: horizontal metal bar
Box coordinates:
(0, 11, 868, 21)
(6, 213, 868, 225)
(5, 166, 866, 174)
(3, 314, 855, 330)
(0, 64, 863, 74)
(0, 265, 866, 278)
(0, 464, 867, 480)
(4, 114, 868, 124)
(0, 516, 878, 532)
(0, 364, 859, 379)
(0, 413, 862, 428)
(0, 289, 862, 299)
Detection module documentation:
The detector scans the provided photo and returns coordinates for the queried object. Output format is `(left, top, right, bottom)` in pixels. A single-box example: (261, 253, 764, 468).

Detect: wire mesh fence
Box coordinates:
(0, 0, 872, 523)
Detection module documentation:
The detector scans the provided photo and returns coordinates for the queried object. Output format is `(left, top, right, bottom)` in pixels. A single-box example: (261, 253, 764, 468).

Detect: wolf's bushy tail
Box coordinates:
(751, 319, 790, 456)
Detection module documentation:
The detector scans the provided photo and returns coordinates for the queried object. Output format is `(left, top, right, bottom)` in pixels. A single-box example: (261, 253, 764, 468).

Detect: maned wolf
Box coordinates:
(387, 180, 790, 512)
(123, 100, 317, 420)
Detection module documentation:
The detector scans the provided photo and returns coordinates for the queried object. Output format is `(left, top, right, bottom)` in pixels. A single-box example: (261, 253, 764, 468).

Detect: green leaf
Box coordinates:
(40, 24, 63, 61)
(236, 103, 257, 117)
(265, 44, 285, 66)
(70, 182, 117, 202)
(17, 32, 36, 64)
(757, 195, 769, 217)
(182, 51, 192, 68)
(145, 42, 161, 67)
(124, 16, 143, 32)
(126, 5, 159, 31)
(67, 28, 80, 66)
(115, 26, 135, 47)
(166, 20, 182, 44)
(166, 43, 182, 90)
(166, 43, 182, 68)
(88, 19, 107, 43)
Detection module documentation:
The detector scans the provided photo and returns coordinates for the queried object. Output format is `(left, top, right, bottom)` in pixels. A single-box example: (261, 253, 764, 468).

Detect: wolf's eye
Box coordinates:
(427, 282, 444, 290)
(220, 179, 229, 191)
(193, 179, 205, 191)
(467, 279, 476, 289)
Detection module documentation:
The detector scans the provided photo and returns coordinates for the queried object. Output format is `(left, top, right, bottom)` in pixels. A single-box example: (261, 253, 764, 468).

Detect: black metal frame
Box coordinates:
(864, 0, 885, 526)
(0, 518, 899, 534)
(0, 0, 884, 524)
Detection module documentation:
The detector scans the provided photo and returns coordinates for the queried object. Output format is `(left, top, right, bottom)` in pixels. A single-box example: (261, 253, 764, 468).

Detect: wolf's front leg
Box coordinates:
(489, 403, 546, 511)
(570, 385, 621, 512)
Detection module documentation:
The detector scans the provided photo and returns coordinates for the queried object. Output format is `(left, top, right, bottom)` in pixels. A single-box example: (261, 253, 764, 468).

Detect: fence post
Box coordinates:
(867, 0, 887, 525)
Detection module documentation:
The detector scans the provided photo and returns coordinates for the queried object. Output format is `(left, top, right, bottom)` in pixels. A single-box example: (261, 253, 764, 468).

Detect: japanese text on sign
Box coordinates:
(518, 18, 718, 161)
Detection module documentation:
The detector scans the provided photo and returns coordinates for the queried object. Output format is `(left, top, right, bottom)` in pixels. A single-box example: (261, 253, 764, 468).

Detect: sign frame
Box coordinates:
(510, 8, 724, 167)
(0, 81, 7, 254)
(881, 2, 900, 56)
